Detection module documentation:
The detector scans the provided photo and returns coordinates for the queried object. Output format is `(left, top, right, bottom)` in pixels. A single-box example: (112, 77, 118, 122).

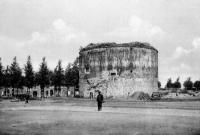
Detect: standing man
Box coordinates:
(25, 91, 29, 104)
(96, 91, 104, 111)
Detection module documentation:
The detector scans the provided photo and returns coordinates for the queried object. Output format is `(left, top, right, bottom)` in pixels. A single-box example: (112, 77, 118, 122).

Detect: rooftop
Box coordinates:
(80, 42, 158, 52)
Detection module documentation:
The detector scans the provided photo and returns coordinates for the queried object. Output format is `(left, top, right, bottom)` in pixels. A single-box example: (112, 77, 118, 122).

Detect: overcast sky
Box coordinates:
(0, 0, 200, 86)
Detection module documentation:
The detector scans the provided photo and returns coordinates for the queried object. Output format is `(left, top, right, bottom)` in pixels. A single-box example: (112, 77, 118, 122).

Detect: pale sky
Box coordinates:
(0, 0, 200, 87)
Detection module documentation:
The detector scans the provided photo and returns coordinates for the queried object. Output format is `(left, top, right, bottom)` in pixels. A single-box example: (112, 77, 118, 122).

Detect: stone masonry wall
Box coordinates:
(79, 43, 158, 98)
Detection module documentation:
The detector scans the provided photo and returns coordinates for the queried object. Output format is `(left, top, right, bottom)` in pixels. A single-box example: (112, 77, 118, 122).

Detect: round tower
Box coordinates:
(79, 42, 158, 98)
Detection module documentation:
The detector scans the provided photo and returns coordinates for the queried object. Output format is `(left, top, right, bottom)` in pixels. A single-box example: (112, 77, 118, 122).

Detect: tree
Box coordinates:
(71, 58, 79, 87)
(183, 77, 193, 90)
(71, 62, 79, 87)
(65, 63, 72, 86)
(53, 60, 64, 96)
(194, 80, 200, 91)
(158, 81, 161, 88)
(17, 75, 25, 90)
(166, 78, 173, 88)
(4, 66, 11, 89)
(0, 58, 4, 89)
(49, 70, 54, 87)
(34, 72, 40, 87)
(173, 77, 181, 89)
(10, 57, 22, 96)
(2, 66, 11, 96)
(24, 56, 34, 91)
(38, 57, 50, 98)
(64, 58, 79, 88)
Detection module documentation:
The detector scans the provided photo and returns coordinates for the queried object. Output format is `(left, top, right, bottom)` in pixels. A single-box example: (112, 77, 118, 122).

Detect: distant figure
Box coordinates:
(89, 92, 93, 99)
(25, 92, 29, 104)
(96, 91, 104, 111)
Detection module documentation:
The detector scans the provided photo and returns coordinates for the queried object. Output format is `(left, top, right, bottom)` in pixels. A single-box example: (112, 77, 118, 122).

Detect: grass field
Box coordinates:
(0, 98, 200, 135)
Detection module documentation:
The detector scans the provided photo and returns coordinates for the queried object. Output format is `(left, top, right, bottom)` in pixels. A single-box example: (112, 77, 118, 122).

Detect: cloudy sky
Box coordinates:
(0, 0, 200, 86)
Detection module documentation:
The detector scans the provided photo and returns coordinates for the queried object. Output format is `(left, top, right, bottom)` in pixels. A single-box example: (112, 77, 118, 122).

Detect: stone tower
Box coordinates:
(79, 42, 158, 98)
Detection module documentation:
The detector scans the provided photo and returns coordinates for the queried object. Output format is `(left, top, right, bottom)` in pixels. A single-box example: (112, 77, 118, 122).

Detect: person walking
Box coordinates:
(96, 91, 104, 111)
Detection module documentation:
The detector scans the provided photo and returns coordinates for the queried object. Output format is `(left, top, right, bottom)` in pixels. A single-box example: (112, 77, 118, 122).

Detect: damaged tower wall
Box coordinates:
(79, 42, 158, 98)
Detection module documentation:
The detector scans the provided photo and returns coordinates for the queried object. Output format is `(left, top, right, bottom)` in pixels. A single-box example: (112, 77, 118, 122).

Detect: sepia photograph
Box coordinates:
(0, 0, 200, 135)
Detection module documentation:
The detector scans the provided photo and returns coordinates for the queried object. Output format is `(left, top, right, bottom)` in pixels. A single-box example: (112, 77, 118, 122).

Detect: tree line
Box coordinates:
(0, 56, 79, 97)
(158, 77, 200, 90)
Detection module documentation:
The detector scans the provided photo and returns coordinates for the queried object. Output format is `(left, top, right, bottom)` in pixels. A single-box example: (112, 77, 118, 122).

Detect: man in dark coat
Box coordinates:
(96, 91, 104, 111)
(25, 92, 29, 104)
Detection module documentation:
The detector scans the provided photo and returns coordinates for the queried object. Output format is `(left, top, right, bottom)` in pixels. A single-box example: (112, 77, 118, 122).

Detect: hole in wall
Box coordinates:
(85, 64, 90, 73)
(50, 90, 53, 96)
(33, 91, 37, 97)
(110, 72, 116, 76)
(85, 67, 89, 72)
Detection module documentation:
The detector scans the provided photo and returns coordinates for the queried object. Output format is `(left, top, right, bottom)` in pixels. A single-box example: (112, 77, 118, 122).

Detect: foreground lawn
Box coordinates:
(0, 99, 200, 135)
